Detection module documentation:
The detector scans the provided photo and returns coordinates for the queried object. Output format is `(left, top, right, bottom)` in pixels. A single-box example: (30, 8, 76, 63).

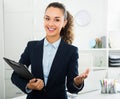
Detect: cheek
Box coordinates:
(44, 23, 48, 30)
(56, 23, 64, 29)
(44, 21, 46, 27)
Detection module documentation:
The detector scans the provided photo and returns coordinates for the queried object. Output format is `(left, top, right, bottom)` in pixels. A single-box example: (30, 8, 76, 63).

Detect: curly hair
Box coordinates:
(45, 2, 74, 44)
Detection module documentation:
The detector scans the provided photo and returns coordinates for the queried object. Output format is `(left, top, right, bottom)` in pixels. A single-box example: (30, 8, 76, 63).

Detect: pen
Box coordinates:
(100, 80, 103, 86)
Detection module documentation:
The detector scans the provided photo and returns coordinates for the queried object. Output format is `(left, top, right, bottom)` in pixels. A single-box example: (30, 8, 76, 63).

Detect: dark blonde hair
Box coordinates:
(45, 2, 74, 44)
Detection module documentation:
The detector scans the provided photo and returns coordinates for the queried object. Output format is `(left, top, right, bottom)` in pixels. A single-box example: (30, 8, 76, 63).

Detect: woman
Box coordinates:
(11, 2, 89, 99)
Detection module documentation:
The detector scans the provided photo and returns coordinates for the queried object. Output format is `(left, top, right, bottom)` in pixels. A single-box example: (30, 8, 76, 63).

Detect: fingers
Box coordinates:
(73, 68, 90, 86)
(85, 68, 90, 75)
(29, 78, 37, 83)
(74, 75, 84, 86)
(80, 68, 90, 78)
(34, 79, 44, 90)
(27, 78, 44, 91)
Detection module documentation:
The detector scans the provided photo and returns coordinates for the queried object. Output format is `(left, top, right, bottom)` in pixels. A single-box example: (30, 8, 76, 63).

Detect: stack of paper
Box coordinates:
(109, 54, 120, 67)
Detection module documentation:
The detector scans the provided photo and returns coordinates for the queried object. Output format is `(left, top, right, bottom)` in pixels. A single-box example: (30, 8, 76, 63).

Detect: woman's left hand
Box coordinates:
(74, 68, 90, 86)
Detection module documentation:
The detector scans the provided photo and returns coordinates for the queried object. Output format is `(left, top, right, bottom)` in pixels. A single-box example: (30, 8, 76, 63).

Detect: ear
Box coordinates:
(63, 20, 67, 28)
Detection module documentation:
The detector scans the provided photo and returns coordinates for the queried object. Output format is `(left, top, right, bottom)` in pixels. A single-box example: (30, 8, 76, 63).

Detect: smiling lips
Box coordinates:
(48, 28, 56, 32)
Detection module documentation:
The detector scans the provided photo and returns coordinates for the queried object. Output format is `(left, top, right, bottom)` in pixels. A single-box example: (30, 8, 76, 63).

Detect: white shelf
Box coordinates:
(79, 48, 107, 51)
(93, 67, 108, 70)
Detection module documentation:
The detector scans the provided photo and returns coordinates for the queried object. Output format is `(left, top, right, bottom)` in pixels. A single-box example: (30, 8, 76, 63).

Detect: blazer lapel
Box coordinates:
(34, 39, 44, 80)
(46, 40, 65, 87)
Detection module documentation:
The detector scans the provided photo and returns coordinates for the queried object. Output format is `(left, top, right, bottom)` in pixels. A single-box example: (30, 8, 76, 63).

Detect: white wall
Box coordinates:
(0, 0, 5, 98)
(107, 0, 120, 48)
(4, 0, 34, 98)
(107, 0, 120, 31)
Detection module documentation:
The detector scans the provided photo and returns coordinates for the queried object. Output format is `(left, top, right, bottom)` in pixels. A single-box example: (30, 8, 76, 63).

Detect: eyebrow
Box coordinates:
(45, 15, 61, 19)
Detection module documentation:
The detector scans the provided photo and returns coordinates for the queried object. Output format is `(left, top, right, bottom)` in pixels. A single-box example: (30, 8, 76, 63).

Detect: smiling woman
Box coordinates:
(44, 2, 74, 44)
(44, 7, 67, 43)
(2, 0, 113, 99)
(10, 2, 89, 99)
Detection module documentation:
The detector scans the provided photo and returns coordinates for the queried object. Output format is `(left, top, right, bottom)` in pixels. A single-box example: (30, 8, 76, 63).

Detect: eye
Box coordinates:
(55, 19, 60, 22)
(44, 17, 50, 21)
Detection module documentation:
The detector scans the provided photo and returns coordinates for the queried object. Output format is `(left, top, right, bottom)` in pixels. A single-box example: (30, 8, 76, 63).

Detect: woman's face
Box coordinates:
(44, 7, 67, 38)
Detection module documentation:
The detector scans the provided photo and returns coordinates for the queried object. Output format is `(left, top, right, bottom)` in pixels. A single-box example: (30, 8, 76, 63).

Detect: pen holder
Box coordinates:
(101, 84, 107, 94)
(100, 79, 117, 94)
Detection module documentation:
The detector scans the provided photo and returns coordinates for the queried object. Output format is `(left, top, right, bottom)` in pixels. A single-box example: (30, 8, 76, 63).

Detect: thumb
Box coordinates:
(30, 78, 37, 83)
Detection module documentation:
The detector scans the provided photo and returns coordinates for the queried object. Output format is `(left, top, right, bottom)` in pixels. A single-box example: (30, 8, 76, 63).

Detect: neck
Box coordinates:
(46, 36, 60, 43)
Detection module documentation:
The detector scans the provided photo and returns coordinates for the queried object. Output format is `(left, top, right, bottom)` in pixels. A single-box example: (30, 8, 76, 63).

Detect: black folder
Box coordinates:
(3, 57, 33, 80)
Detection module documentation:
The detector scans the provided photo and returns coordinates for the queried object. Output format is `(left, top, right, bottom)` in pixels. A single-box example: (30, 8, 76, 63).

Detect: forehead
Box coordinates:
(45, 7, 64, 17)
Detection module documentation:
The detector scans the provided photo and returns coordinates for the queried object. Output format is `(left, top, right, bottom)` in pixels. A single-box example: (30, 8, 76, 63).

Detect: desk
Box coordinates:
(11, 90, 120, 99)
(76, 90, 120, 99)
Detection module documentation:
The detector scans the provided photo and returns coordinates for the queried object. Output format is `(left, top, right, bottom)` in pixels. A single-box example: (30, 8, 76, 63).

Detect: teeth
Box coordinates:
(48, 28, 55, 31)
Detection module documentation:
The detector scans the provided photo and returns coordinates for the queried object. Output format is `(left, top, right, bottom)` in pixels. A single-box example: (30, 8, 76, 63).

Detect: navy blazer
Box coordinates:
(11, 39, 84, 99)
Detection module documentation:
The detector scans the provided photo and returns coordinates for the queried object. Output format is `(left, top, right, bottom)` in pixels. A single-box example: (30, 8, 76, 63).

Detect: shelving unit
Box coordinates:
(75, 0, 120, 94)
(106, 0, 120, 79)
(107, 32, 120, 79)
(76, 0, 120, 75)
(79, 49, 108, 70)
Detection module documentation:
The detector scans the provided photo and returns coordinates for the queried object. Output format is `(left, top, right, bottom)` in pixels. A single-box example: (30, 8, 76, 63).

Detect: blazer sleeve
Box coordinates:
(66, 47, 84, 93)
(11, 72, 29, 94)
(11, 41, 32, 94)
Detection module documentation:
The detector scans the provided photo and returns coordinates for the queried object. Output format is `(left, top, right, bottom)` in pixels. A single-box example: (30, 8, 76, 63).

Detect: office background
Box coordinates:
(0, 0, 120, 99)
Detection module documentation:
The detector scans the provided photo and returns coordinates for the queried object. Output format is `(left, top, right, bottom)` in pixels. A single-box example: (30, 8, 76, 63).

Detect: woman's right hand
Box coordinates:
(26, 78, 44, 91)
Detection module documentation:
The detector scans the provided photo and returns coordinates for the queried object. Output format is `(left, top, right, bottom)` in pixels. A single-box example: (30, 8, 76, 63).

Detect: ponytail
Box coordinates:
(60, 11, 74, 44)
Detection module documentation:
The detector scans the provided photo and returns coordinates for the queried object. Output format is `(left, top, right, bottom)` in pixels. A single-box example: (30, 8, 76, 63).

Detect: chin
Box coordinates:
(47, 32, 55, 36)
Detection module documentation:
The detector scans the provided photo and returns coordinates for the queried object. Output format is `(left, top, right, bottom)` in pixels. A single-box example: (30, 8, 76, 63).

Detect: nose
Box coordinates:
(48, 20, 54, 26)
